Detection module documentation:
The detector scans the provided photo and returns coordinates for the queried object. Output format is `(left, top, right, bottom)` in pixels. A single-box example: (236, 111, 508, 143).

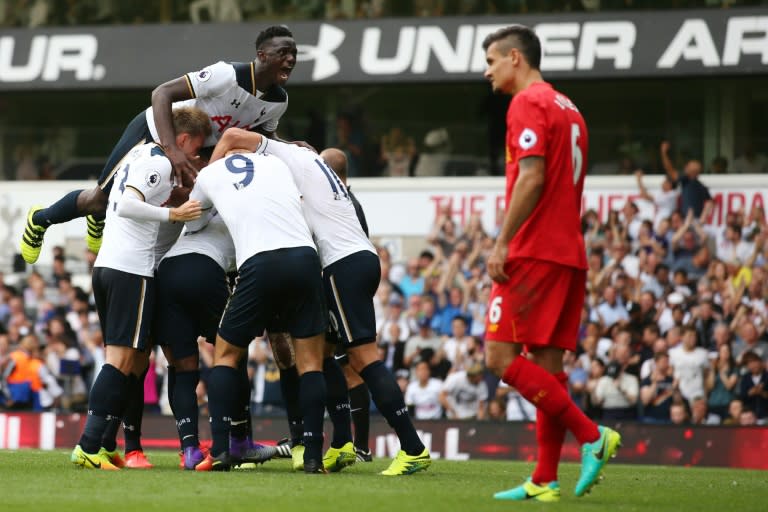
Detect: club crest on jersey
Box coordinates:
(197, 69, 212, 82)
(145, 170, 161, 187)
(519, 128, 537, 150)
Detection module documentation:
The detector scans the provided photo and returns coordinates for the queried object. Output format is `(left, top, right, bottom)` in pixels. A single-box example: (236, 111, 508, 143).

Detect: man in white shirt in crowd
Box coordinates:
(405, 360, 444, 420)
(440, 362, 488, 420)
(670, 326, 710, 406)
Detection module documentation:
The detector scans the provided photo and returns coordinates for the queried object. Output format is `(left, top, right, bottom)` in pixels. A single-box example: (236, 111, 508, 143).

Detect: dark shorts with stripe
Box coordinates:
(219, 246, 328, 348)
(92, 267, 155, 350)
(153, 253, 229, 360)
(324, 250, 380, 348)
(97, 111, 153, 193)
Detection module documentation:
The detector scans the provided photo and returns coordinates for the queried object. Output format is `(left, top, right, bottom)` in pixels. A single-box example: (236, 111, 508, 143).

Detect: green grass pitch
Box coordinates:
(0, 450, 764, 511)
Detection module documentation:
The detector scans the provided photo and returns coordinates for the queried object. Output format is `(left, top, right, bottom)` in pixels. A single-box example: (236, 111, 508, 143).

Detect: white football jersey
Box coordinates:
(163, 210, 236, 273)
(255, 138, 375, 268)
(153, 222, 184, 270)
(145, 61, 288, 147)
(96, 143, 173, 277)
(188, 152, 314, 269)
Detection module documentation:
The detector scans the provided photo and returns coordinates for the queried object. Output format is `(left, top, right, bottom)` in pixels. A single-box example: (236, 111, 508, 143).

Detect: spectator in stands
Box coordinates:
(660, 141, 712, 217)
(434, 286, 469, 337)
(439, 315, 475, 374)
(402, 316, 447, 378)
(400, 258, 424, 301)
(379, 126, 416, 177)
(405, 360, 443, 419)
(690, 395, 721, 425)
(670, 326, 710, 406)
(414, 127, 451, 177)
(590, 285, 629, 330)
(3, 333, 43, 409)
(669, 401, 689, 425)
(377, 315, 408, 373)
(189, 0, 242, 23)
(722, 398, 743, 426)
(640, 352, 676, 423)
(705, 343, 739, 419)
(428, 208, 460, 258)
(635, 169, 679, 229)
(739, 351, 768, 421)
(594, 352, 639, 420)
(739, 408, 758, 426)
(439, 362, 487, 420)
(732, 321, 768, 365)
(732, 141, 768, 174)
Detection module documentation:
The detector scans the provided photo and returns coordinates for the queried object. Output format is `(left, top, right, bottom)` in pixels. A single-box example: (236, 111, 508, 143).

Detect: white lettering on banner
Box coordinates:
(722, 16, 768, 65)
(657, 19, 721, 68)
(0, 414, 5, 449)
(537, 23, 580, 71)
(360, 26, 416, 75)
(576, 21, 636, 70)
(0, 35, 104, 82)
(411, 26, 475, 73)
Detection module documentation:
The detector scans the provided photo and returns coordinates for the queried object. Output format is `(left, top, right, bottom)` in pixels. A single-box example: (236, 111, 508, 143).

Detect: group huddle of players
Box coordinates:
(22, 25, 431, 475)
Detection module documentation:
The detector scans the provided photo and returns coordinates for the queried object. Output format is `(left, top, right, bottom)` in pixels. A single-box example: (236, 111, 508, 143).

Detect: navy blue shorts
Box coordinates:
(92, 267, 154, 350)
(219, 247, 328, 348)
(98, 111, 153, 193)
(324, 250, 380, 348)
(154, 253, 229, 361)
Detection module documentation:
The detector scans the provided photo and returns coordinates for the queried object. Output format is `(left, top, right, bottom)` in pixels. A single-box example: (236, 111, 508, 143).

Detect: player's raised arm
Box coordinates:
(210, 128, 263, 162)
(152, 76, 200, 183)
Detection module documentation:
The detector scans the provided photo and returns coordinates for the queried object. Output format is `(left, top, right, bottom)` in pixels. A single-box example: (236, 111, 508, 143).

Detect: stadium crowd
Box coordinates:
(2, 152, 767, 427)
(0, 0, 757, 28)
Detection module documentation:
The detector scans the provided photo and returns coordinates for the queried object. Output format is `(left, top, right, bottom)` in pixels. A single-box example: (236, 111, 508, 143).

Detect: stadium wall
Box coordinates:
(0, 412, 765, 470)
(2, 174, 767, 268)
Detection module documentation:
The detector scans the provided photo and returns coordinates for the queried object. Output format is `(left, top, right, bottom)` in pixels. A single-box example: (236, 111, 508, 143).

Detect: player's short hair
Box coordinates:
(482, 25, 541, 70)
(172, 106, 212, 140)
(255, 25, 293, 50)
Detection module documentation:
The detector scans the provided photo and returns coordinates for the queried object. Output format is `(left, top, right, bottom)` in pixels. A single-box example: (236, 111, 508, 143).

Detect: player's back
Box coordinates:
(97, 143, 172, 276)
(505, 82, 587, 270)
(256, 139, 375, 268)
(164, 211, 235, 272)
(193, 152, 313, 268)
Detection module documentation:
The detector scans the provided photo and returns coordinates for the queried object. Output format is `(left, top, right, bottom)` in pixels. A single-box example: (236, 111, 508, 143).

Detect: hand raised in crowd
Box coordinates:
(660, 140, 671, 154)
(170, 199, 202, 222)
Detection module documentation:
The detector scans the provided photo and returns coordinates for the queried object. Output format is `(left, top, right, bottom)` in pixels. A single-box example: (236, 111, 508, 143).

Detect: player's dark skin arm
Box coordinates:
(487, 156, 545, 283)
(152, 77, 202, 182)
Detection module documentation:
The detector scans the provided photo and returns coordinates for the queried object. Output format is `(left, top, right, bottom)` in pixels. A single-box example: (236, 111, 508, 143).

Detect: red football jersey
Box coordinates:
(504, 81, 588, 270)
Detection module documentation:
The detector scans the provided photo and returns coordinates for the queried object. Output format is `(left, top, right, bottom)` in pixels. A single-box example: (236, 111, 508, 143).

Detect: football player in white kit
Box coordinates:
(188, 150, 328, 473)
(70, 107, 210, 470)
(211, 128, 433, 476)
(21, 25, 305, 264)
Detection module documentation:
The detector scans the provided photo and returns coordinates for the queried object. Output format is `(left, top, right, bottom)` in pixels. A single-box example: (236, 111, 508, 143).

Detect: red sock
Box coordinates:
(531, 372, 568, 484)
(503, 356, 599, 445)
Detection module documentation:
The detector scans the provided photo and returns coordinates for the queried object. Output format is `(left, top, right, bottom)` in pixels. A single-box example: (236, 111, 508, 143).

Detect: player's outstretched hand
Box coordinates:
(289, 140, 317, 153)
(170, 200, 202, 222)
(487, 243, 509, 283)
(167, 146, 200, 187)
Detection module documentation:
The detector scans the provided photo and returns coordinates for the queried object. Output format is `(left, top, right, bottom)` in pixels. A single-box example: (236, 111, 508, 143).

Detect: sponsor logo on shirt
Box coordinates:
(518, 128, 537, 150)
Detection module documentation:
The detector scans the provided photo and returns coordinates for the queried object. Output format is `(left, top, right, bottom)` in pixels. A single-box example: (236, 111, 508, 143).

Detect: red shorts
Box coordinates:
(485, 258, 585, 351)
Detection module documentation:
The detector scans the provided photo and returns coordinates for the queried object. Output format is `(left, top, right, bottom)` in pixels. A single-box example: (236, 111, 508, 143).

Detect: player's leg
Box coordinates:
(21, 112, 151, 262)
(72, 268, 148, 470)
(343, 357, 372, 461)
(321, 341, 356, 472)
(197, 254, 278, 471)
(121, 350, 152, 469)
(486, 260, 618, 499)
(268, 332, 305, 466)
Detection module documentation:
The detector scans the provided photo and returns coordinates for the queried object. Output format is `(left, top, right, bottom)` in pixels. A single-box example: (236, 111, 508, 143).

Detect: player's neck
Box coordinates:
(253, 63, 275, 93)
(514, 69, 544, 95)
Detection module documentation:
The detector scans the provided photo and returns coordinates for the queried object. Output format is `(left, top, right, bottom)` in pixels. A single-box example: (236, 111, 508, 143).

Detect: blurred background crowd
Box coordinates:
(2, 151, 767, 427)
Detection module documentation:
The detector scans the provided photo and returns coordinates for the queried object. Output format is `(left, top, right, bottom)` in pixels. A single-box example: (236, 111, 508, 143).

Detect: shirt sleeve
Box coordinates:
(116, 190, 170, 222)
(508, 93, 548, 160)
(185, 175, 214, 232)
(259, 98, 288, 134)
(185, 61, 235, 99)
(124, 156, 173, 205)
